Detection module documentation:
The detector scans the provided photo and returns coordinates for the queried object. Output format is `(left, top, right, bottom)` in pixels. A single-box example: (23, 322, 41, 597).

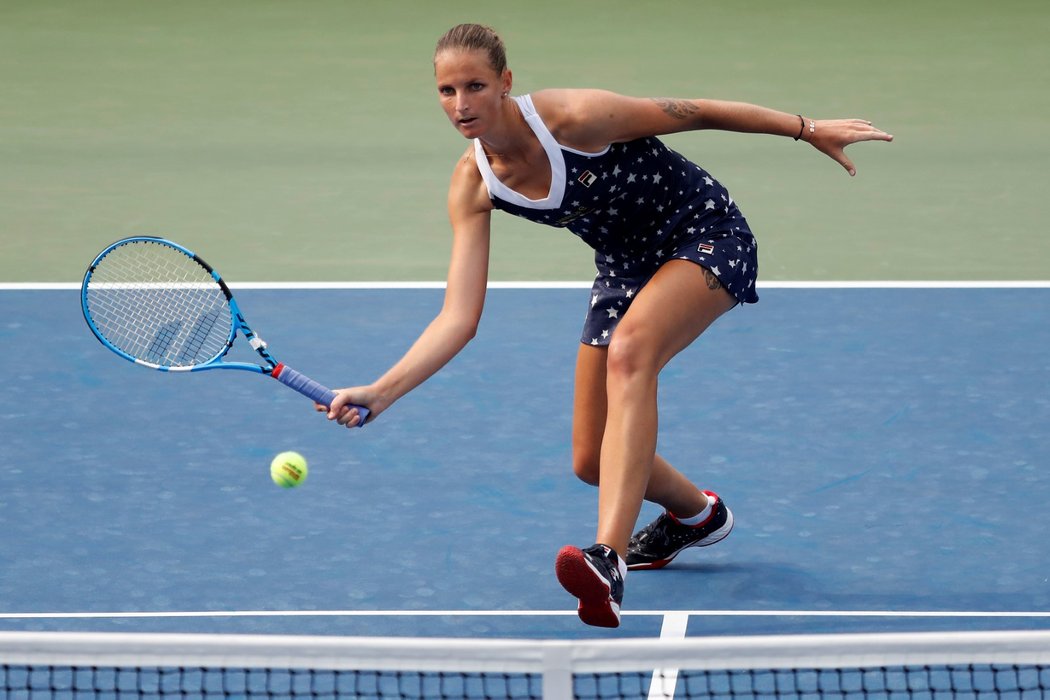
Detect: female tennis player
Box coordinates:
(326, 23, 892, 627)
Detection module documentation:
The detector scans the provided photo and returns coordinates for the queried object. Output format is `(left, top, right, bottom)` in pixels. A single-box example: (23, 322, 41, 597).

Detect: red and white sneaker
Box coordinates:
(625, 491, 734, 571)
(555, 544, 626, 628)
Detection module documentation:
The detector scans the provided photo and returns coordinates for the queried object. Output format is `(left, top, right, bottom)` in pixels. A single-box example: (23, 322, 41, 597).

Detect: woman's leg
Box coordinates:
(557, 261, 738, 627)
(572, 345, 714, 519)
(595, 260, 737, 556)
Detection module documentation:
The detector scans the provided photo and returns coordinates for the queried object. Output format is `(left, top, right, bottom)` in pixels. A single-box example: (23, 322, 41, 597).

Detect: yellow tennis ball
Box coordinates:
(270, 451, 308, 488)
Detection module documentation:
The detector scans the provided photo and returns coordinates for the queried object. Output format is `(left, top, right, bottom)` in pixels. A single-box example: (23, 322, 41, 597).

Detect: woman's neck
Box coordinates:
(479, 97, 535, 163)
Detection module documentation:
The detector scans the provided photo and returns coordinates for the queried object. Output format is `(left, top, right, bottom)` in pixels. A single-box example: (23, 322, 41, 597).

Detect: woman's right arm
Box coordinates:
(326, 149, 493, 427)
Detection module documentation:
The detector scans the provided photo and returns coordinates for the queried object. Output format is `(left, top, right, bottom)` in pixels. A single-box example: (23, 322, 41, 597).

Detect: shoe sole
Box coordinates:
(626, 508, 734, 571)
(555, 546, 621, 628)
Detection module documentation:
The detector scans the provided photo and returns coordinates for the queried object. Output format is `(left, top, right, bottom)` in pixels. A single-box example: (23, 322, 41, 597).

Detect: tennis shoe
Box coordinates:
(555, 544, 625, 628)
(626, 490, 733, 571)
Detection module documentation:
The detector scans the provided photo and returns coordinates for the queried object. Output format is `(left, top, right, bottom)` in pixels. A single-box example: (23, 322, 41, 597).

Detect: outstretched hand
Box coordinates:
(807, 118, 893, 176)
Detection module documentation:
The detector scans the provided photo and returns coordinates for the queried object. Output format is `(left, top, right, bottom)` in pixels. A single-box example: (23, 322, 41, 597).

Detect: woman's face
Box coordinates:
(434, 48, 510, 139)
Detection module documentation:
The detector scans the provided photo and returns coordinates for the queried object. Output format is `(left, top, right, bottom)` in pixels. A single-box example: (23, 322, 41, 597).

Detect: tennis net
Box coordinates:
(1, 629, 1049, 699)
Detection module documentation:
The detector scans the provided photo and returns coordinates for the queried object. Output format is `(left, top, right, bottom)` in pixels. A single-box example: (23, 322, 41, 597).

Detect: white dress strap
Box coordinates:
(473, 95, 566, 209)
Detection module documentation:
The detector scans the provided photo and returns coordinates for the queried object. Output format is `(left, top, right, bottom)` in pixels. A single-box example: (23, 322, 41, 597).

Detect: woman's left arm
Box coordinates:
(547, 89, 893, 176)
(695, 100, 894, 176)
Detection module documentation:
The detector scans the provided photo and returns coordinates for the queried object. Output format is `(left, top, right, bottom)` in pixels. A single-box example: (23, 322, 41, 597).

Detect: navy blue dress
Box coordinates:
(474, 94, 758, 346)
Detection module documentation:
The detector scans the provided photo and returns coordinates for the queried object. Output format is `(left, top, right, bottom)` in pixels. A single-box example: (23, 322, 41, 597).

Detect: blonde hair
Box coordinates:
(434, 23, 507, 74)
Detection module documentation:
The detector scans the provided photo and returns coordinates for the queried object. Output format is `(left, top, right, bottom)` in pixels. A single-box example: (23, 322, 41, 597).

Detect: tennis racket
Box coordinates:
(81, 236, 369, 426)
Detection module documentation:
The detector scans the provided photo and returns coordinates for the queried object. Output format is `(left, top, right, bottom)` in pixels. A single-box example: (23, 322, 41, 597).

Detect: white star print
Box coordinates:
(481, 128, 760, 320)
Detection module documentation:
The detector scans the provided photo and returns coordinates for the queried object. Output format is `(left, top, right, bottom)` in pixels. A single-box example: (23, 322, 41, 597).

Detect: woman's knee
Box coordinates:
(572, 445, 601, 486)
(605, 326, 659, 384)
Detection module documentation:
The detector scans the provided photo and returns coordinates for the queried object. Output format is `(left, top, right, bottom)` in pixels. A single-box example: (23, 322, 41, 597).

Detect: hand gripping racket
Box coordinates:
(81, 236, 369, 426)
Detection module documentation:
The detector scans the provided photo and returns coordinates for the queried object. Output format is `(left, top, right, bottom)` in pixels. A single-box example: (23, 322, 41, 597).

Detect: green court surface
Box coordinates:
(2, 0, 1047, 283)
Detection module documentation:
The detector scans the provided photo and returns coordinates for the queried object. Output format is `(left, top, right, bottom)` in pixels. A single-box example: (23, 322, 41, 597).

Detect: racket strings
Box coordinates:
(84, 241, 233, 367)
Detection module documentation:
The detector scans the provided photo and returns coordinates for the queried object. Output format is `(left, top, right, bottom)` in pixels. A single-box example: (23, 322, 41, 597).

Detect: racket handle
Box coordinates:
(272, 364, 370, 427)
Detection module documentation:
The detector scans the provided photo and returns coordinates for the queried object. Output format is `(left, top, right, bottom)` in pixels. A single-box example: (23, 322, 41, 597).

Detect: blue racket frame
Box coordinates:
(82, 236, 369, 426)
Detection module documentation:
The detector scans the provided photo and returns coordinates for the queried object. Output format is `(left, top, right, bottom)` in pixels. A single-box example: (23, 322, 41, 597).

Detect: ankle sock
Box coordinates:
(671, 494, 715, 526)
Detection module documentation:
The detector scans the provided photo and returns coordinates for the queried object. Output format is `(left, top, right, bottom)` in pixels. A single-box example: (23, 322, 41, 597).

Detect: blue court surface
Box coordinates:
(1, 285, 1048, 640)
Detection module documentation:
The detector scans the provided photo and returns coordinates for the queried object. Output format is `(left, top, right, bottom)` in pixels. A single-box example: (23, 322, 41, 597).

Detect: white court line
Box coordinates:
(650, 613, 690, 700)
(2, 281, 1049, 291)
(3, 610, 1050, 619)
(658, 612, 690, 637)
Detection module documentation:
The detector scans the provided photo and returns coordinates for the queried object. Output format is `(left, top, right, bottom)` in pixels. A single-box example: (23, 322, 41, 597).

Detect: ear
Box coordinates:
(501, 69, 513, 97)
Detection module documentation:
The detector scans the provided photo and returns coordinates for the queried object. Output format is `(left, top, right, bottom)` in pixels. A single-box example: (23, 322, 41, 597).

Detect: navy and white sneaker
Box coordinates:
(626, 490, 734, 571)
(555, 544, 626, 628)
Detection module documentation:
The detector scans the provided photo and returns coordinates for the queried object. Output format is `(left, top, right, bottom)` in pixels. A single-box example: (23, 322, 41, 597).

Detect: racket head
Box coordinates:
(81, 237, 237, 371)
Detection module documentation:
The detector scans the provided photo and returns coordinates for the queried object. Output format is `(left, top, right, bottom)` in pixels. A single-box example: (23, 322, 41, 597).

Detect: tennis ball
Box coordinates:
(270, 451, 308, 488)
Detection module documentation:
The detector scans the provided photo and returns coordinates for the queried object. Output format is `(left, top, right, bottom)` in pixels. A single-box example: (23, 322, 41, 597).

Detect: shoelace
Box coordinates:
(633, 514, 673, 545)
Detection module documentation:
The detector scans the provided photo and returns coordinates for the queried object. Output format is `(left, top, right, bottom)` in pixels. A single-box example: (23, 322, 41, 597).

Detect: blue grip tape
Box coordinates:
(273, 365, 370, 427)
